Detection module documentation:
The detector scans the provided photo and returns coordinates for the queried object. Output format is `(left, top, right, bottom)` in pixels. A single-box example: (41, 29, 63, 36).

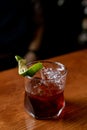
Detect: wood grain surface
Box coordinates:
(0, 49, 87, 130)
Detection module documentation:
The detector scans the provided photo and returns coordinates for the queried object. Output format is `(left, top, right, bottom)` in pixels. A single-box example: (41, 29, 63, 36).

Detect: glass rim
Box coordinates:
(26, 60, 67, 79)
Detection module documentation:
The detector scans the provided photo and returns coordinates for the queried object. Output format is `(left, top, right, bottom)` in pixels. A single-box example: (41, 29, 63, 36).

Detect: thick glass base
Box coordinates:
(24, 102, 65, 120)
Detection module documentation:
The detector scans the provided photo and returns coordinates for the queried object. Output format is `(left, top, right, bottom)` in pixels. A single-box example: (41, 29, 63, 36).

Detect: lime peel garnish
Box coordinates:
(26, 62, 43, 77)
(15, 55, 43, 77)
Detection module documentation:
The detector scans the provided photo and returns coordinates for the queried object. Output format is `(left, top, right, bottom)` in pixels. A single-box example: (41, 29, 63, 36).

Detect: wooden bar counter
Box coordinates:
(0, 49, 87, 130)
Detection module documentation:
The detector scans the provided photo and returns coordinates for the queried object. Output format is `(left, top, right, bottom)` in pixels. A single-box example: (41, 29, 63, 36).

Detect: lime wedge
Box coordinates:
(25, 62, 43, 77)
(15, 55, 43, 77)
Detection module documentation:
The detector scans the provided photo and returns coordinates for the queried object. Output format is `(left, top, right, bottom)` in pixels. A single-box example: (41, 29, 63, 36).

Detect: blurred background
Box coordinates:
(38, 0, 87, 58)
(0, 0, 87, 71)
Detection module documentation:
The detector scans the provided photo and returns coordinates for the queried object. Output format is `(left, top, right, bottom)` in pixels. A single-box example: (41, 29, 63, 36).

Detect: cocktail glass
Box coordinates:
(24, 60, 67, 119)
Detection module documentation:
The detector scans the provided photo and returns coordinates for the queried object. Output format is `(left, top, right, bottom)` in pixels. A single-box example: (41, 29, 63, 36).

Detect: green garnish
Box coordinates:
(15, 55, 43, 77)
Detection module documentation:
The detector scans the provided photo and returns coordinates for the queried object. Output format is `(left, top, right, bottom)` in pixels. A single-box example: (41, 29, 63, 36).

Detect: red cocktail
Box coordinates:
(24, 61, 67, 119)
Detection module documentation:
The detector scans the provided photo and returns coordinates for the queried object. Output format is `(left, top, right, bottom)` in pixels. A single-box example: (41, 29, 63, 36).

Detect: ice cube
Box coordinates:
(41, 67, 61, 80)
(56, 62, 65, 73)
(40, 66, 65, 89)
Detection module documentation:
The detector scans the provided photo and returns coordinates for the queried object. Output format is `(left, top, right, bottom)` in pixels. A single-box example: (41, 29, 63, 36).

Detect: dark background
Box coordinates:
(38, 0, 86, 59)
(0, 0, 87, 71)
